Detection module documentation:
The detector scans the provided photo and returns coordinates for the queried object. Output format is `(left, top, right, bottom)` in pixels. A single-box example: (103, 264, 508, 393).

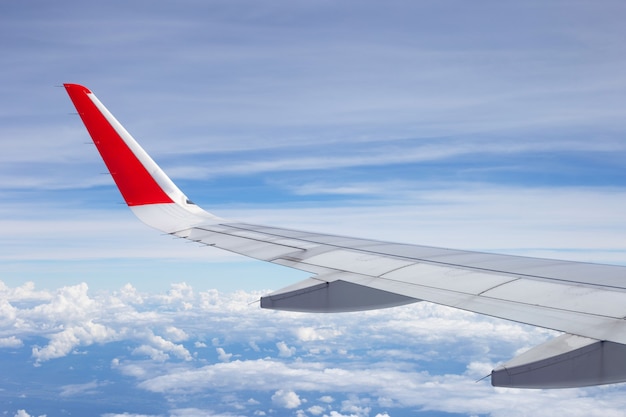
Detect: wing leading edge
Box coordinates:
(64, 84, 626, 389)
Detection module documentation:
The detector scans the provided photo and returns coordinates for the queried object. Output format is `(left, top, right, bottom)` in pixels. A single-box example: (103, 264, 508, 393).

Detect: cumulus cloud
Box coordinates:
(3, 1, 626, 415)
(216, 347, 232, 363)
(295, 327, 342, 342)
(141, 332, 193, 361)
(1, 281, 51, 302)
(32, 321, 118, 363)
(2, 281, 626, 417)
(307, 405, 325, 415)
(133, 353, 626, 417)
(164, 326, 189, 342)
(117, 284, 145, 305)
(132, 345, 170, 362)
(276, 341, 296, 358)
(29, 283, 96, 321)
(0, 335, 23, 348)
(271, 390, 302, 409)
(157, 282, 194, 310)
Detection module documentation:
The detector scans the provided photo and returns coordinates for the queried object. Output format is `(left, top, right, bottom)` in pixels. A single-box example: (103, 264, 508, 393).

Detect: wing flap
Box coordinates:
(260, 273, 417, 312)
(492, 333, 626, 388)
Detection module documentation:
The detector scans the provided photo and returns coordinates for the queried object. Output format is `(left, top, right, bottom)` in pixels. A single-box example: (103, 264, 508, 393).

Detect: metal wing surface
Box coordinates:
(64, 84, 626, 389)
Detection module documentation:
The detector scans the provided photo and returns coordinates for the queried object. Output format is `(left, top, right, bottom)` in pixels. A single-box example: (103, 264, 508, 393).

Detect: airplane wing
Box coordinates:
(63, 83, 626, 389)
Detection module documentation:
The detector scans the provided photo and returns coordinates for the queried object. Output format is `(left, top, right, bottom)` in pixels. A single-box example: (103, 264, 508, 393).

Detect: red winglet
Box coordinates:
(64, 84, 173, 206)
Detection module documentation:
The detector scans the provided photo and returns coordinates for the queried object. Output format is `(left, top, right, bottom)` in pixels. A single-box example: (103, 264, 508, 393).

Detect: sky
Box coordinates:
(1, 0, 626, 416)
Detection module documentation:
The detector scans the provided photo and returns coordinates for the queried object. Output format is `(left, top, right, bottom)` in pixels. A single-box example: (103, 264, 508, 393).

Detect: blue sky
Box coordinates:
(1, 1, 626, 416)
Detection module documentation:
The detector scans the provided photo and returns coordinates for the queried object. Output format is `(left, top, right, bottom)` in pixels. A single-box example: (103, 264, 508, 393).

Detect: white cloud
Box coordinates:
(164, 326, 189, 342)
(0, 298, 17, 326)
(271, 389, 302, 409)
(0, 335, 23, 348)
(132, 345, 170, 362)
(32, 321, 118, 363)
(225, 186, 626, 259)
(466, 362, 496, 380)
(168, 408, 242, 417)
(308, 405, 325, 415)
(2, 280, 626, 416)
(158, 282, 194, 310)
(0, 281, 51, 302)
(60, 380, 105, 397)
(13, 411, 46, 417)
(141, 332, 193, 362)
(176, 138, 626, 179)
(2, 1, 626, 416)
(117, 284, 145, 305)
(295, 327, 342, 342)
(339, 398, 372, 417)
(28, 283, 96, 321)
(216, 347, 232, 363)
(276, 341, 296, 358)
(324, 412, 359, 417)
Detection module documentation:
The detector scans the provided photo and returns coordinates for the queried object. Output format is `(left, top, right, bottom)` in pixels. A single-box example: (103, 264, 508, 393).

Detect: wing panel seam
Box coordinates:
(211, 224, 626, 292)
(193, 226, 309, 252)
(279, 257, 626, 321)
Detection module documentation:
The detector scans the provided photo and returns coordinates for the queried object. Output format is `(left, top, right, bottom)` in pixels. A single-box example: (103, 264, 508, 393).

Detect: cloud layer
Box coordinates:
(2, 281, 626, 416)
(2, 1, 626, 416)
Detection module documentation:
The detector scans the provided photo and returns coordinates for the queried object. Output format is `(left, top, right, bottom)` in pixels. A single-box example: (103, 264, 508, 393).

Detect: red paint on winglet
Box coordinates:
(64, 83, 92, 94)
(64, 83, 173, 206)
